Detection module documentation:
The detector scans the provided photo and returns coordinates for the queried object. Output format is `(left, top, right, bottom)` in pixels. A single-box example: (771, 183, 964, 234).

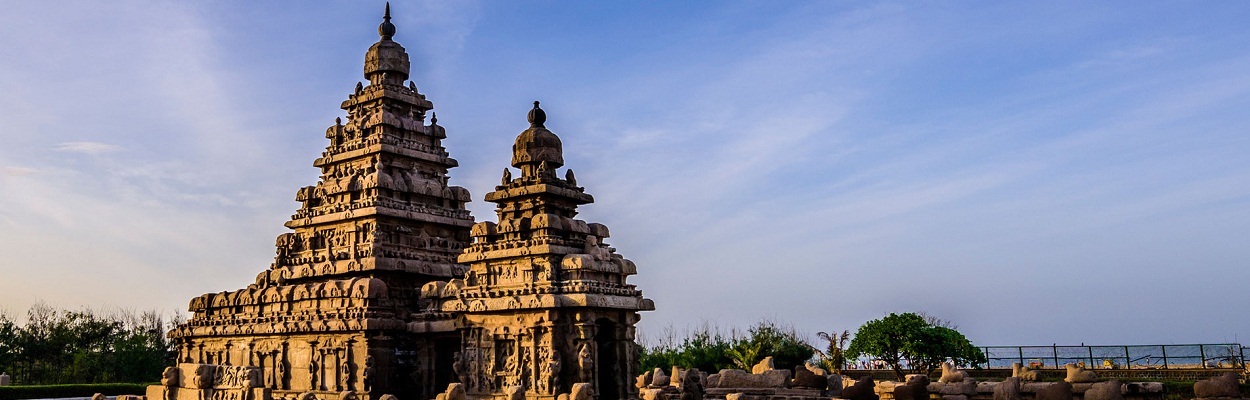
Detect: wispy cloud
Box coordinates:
(55, 141, 123, 154)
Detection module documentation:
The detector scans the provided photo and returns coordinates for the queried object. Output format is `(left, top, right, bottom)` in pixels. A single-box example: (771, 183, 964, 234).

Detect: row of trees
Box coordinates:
(640, 312, 986, 380)
(0, 303, 179, 385)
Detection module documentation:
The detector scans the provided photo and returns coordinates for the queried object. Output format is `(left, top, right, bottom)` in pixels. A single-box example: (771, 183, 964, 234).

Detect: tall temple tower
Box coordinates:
(168, 6, 474, 400)
(417, 102, 654, 400)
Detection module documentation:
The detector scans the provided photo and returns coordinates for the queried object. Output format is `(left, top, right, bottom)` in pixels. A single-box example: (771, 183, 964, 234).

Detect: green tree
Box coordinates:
(845, 313, 985, 380)
(815, 329, 850, 374)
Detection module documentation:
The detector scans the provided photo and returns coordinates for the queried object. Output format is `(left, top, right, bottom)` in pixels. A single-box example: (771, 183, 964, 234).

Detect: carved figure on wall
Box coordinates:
(452, 351, 465, 385)
(362, 355, 373, 392)
(341, 352, 353, 390)
(577, 343, 593, 382)
(310, 355, 320, 390)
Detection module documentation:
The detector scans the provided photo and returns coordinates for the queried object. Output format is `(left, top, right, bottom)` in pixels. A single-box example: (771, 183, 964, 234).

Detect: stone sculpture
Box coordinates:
(1034, 381, 1074, 400)
(840, 376, 879, 400)
(939, 361, 969, 383)
(1064, 364, 1097, 383)
(752, 357, 776, 374)
(826, 374, 844, 397)
(993, 377, 1022, 400)
(1194, 372, 1241, 399)
(680, 367, 704, 400)
(1011, 362, 1038, 382)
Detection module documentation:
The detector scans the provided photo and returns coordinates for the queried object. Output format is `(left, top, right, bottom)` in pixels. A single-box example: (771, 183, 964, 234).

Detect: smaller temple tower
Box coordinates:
(419, 102, 654, 400)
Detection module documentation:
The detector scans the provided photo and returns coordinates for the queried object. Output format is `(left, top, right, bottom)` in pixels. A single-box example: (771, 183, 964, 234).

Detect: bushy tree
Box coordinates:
(845, 312, 985, 380)
(0, 303, 178, 385)
(639, 320, 813, 374)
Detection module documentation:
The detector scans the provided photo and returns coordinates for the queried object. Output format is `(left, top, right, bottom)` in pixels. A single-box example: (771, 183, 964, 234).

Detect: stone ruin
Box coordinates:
(160, 5, 651, 400)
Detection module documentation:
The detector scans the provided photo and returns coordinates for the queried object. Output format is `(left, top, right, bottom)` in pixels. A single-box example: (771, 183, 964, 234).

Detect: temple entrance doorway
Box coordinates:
(595, 319, 620, 400)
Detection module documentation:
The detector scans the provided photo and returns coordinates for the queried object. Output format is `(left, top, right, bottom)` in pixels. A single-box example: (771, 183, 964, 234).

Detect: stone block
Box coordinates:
(726, 393, 746, 400)
(1194, 373, 1241, 398)
(1034, 381, 1073, 400)
(942, 395, 968, 400)
(1085, 380, 1124, 400)
(994, 377, 1022, 400)
(571, 383, 594, 400)
(933, 381, 976, 396)
(894, 379, 929, 400)
(792, 366, 827, 390)
(842, 376, 879, 400)
(642, 388, 665, 400)
(711, 369, 789, 388)
(177, 363, 215, 389)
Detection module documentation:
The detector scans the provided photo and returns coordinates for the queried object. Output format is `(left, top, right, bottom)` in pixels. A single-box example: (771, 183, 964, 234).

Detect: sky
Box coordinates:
(1, 1, 1249, 347)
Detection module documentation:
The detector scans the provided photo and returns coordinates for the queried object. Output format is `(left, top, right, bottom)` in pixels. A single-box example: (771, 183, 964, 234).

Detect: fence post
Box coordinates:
(1201, 344, 1206, 368)
(1088, 346, 1095, 369)
(1053, 344, 1059, 369)
(1019, 347, 1025, 369)
(1125, 346, 1131, 369)
(983, 347, 990, 369)
(1161, 345, 1169, 369)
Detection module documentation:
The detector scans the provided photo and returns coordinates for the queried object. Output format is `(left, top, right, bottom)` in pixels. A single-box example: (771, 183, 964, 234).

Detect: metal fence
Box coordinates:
(979, 344, 1247, 369)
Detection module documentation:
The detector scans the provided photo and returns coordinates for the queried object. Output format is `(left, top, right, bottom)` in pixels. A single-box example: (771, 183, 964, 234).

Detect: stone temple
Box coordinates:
(164, 6, 653, 400)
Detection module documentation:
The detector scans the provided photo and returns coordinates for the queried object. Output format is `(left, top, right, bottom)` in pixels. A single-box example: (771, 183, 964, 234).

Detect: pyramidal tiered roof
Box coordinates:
(169, 6, 474, 398)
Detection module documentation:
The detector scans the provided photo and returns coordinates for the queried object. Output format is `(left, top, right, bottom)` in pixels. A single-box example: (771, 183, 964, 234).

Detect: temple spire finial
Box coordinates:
(379, 2, 396, 40)
(528, 101, 546, 128)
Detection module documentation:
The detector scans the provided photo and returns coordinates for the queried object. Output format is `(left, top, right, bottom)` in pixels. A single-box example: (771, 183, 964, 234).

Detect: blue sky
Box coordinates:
(2, 1, 1249, 347)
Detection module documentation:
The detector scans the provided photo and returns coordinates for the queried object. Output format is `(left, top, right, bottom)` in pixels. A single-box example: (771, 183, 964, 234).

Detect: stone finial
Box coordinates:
(565, 169, 576, 186)
(528, 101, 546, 128)
(431, 112, 438, 125)
(378, 3, 396, 40)
(502, 168, 512, 185)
